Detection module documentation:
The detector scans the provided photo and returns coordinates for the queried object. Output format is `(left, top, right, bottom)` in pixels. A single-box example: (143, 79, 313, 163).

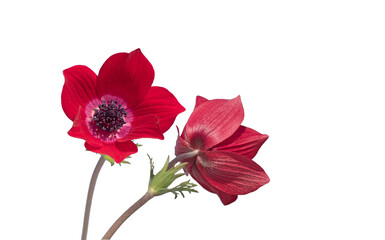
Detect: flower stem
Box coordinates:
(102, 192, 154, 240)
(168, 150, 199, 169)
(102, 152, 198, 239)
(82, 155, 105, 240)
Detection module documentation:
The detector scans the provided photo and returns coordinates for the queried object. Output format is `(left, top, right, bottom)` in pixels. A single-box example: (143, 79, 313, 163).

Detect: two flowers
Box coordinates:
(61, 48, 269, 205)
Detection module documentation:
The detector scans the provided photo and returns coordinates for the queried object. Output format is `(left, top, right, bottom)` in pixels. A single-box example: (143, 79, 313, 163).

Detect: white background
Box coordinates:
(1, 1, 384, 239)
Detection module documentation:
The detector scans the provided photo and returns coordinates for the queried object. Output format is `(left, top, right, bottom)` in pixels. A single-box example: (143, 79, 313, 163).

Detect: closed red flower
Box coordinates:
(62, 49, 185, 163)
(175, 96, 269, 205)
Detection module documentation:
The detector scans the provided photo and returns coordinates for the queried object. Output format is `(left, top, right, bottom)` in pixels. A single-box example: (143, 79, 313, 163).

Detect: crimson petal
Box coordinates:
(175, 136, 195, 157)
(85, 140, 138, 164)
(67, 107, 102, 147)
(213, 126, 269, 159)
(96, 49, 154, 107)
(196, 151, 270, 195)
(62, 65, 97, 121)
(184, 96, 244, 150)
(194, 95, 209, 109)
(189, 161, 238, 205)
(132, 86, 185, 133)
(121, 114, 164, 140)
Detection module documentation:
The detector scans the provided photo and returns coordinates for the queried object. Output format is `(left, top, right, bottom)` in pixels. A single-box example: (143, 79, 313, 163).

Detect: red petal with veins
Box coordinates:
(189, 162, 238, 205)
(195, 151, 270, 195)
(194, 95, 209, 109)
(67, 107, 102, 147)
(175, 136, 194, 157)
(121, 114, 164, 140)
(213, 126, 269, 159)
(62, 65, 97, 121)
(96, 49, 154, 107)
(184, 96, 244, 150)
(132, 86, 185, 133)
(85, 140, 138, 164)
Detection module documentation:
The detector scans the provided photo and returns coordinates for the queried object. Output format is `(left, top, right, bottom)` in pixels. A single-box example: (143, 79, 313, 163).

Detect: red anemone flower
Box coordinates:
(175, 96, 269, 205)
(62, 49, 185, 163)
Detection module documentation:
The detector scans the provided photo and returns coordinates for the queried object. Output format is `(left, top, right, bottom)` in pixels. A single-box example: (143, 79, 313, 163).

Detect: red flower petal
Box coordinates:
(85, 140, 138, 164)
(62, 65, 98, 121)
(67, 107, 102, 147)
(195, 151, 270, 195)
(121, 114, 164, 140)
(184, 96, 244, 150)
(96, 49, 154, 107)
(175, 135, 194, 157)
(217, 191, 238, 205)
(213, 126, 269, 159)
(194, 96, 209, 109)
(189, 161, 238, 205)
(132, 86, 185, 133)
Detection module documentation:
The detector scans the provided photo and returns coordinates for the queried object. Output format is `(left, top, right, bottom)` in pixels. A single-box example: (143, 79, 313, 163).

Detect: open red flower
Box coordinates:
(175, 96, 269, 205)
(62, 49, 185, 163)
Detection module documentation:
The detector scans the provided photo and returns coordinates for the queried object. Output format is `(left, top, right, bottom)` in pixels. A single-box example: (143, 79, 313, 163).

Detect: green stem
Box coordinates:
(82, 155, 105, 240)
(102, 192, 154, 240)
(102, 151, 199, 239)
(168, 150, 199, 169)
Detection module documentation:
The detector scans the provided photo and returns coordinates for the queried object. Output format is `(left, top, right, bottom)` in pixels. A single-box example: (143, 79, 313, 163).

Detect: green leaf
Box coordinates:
(103, 155, 115, 166)
(169, 180, 199, 199)
(118, 160, 131, 166)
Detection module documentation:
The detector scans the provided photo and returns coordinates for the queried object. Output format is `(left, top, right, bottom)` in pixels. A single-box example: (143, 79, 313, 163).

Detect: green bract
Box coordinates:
(103, 154, 131, 166)
(148, 155, 198, 198)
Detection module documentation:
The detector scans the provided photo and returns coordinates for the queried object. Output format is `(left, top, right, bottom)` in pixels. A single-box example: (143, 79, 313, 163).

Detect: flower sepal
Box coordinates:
(103, 154, 131, 166)
(148, 155, 198, 198)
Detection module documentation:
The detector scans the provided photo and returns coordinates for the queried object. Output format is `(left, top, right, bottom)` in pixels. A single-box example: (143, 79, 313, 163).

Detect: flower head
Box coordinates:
(62, 49, 185, 163)
(175, 96, 269, 205)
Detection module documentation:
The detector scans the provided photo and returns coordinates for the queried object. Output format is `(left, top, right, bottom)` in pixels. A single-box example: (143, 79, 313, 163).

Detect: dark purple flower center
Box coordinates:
(92, 100, 127, 132)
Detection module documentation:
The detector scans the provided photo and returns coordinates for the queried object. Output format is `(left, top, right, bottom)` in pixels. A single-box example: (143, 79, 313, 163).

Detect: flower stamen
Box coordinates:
(92, 100, 127, 132)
